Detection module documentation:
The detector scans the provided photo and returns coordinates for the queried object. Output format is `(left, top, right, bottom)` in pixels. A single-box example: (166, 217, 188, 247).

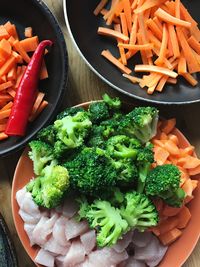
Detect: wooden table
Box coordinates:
(1, 0, 200, 266)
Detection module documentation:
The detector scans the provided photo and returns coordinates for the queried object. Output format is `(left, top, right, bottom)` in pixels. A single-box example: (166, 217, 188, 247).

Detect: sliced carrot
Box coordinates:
(162, 205, 183, 217)
(0, 56, 16, 77)
(158, 217, 179, 235)
(159, 228, 182, 245)
(7, 88, 16, 98)
(120, 12, 129, 39)
(102, 49, 132, 74)
(146, 18, 162, 40)
(114, 24, 127, 65)
(191, 180, 198, 191)
(164, 139, 180, 156)
(0, 108, 11, 119)
(129, 15, 138, 45)
(178, 56, 187, 74)
(187, 36, 200, 55)
(155, 8, 191, 28)
(13, 40, 31, 63)
(182, 179, 193, 197)
(30, 92, 45, 119)
(122, 0, 132, 33)
(98, 27, 129, 41)
(135, 65, 178, 78)
(160, 118, 176, 134)
(20, 36, 39, 52)
(155, 24, 168, 66)
(182, 73, 198, 86)
(7, 66, 17, 81)
(0, 123, 7, 131)
(179, 146, 195, 157)
(182, 156, 200, 169)
(118, 42, 154, 50)
(134, 0, 167, 14)
(0, 26, 9, 40)
(168, 24, 180, 58)
(0, 81, 13, 92)
(123, 74, 142, 83)
(0, 39, 12, 59)
(12, 51, 23, 64)
(4, 21, 18, 39)
(0, 101, 13, 111)
(0, 132, 8, 140)
(188, 165, 200, 176)
(94, 0, 108, 16)
(175, 0, 181, 18)
(40, 60, 48, 80)
(29, 100, 48, 122)
(137, 32, 148, 64)
(154, 146, 169, 165)
(167, 77, 177, 84)
(168, 134, 179, 145)
(147, 29, 162, 49)
(177, 206, 191, 229)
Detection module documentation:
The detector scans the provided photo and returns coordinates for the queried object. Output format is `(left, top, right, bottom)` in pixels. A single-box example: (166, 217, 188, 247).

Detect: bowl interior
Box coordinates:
(0, 0, 68, 157)
(64, 0, 200, 104)
(11, 102, 200, 267)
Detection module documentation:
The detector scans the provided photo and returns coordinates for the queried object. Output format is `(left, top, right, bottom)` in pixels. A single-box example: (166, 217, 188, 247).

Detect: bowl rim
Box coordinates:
(0, 0, 68, 158)
(63, 0, 200, 105)
(11, 101, 200, 267)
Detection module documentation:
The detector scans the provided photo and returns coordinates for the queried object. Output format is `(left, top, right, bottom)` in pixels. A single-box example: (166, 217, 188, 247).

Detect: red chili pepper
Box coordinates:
(5, 40, 53, 136)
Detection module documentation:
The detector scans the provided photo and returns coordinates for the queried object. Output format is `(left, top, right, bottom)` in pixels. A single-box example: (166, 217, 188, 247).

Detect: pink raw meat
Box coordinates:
(16, 187, 27, 207)
(53, 215, 69, 247)
(62, 198, 79, 219)
(19, 209, 40, 224)
(65, 218, 89, 240)
(80, 230, 96, 255)
(35, 249, 55, 267)
(24, 223, 36, 246)
(125, 257, 146, 267)
(63, 239, 86, 266)
(132, 230, 153, 247)
(145, 243, 168, 267)
(44, 236, 70, 256)
(113, 231, 133, 253)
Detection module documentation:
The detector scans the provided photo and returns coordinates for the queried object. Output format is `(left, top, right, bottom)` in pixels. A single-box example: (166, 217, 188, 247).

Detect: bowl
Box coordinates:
(11, 102, 200, 267)
(0, 0, 68, 157)
(63, 0, 200, 105)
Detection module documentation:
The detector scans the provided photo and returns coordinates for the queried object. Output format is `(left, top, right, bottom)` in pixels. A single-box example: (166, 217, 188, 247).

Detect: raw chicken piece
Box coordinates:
(80, 230, 96, 255)
(132, 230, 153, 247)
(113, 231, 133, 253)
(134, 234, 162, 262)
(145, 243, 168, 267)
(24, 223, 36, 246)
(62, 198, 79, 219)
(16, 187, 27, 207)
(63, 239, 86, 266)
(85, 247, 128, 267)
(55, 205, 63, 214)
(65, 218, 89, 240)
(32, 213, 58, 246)
(55, 255, 65, 267)
(44, 236, 70, 256)
(19, 209, 40, 224)
(125, 257, 146, 267)
(53, 215, 69, 247)
(20, 192, 41, 217)
(35, 248, 55, 267)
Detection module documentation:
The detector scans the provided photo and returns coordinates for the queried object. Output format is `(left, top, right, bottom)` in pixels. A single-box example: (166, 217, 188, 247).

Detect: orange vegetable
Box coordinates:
(135, 65, 178, 78)
(162, 205, 183, 217)
(29, 92, 45, 120)
(182, 73, 198, 86)
(0, 81, 13, 92)
(118, 43, 154, 50)
(168, 24, 180, 58)
(122, 0, 132, 33)
(159, 228, 182, 245)
(157, 217, 179, 235)
(182, 179, 193, 197)
(164, 139, 179, 156)
(188, 165, 200, 176)
(155, 24, 168, 66)
(0, 132, 8, 140)
(119, 12, 129, 39)
(94, 0, 108, 16)
(154, 146, 169, 165)
(146, 18, 162, 40)
(177, 206, 191, 229)
(178, 56, 187, 74)
(20, 36, 39, 52)
(13, 40, 31, 63)
(98, 27, 129, 41)
(0, 108, 11, 119)
(0, 39, 11, 59)
(160, 118, 176, 134)
(29, 100, 48, 122)
(0, 56, 16, 77)
(24, 27, 33, 38)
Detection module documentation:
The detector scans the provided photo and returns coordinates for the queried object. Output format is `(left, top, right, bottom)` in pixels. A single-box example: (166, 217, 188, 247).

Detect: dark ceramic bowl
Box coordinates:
(63, 0, 200, 105)
(0, 0, 68, 157)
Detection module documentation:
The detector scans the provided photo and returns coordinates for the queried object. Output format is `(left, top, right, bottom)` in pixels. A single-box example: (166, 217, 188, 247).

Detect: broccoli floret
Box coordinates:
(117, 159, 138, 186)
(136, 143, 154, 193)
(121, 107, 159, 144)
(37, 125, 56, 146)
(100, 117, 121, 138)
(89, 102, 110, 124)
(103, 94, 121, 110)
(145, 164, 185, 207)
(64, 147, 118, 198)
(56, 107, 85, 120)
(106, 135, 141, 159)
(85, 200, 128, 247)
(28, 140, 55, 176)
(26, 163, 70, 209)
(54, 111, 92, 150)
(108, 187, 125, 206)
(86, 125, 106, 148)
(120, 191, 159, 231)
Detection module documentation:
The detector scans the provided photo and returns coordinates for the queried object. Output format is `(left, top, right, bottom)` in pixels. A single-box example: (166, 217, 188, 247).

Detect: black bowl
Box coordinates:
(64, 0, 200, 105)
(0, 0, 68, 157)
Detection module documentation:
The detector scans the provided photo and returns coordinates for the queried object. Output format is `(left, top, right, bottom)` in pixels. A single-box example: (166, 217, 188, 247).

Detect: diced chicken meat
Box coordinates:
(62, 198, 79, 219)
(44, 236, 70, 256)
(53, 215, 70, 247)
(63, 239, 86, 267)
(35, 248, 55, 267)
(113, 231, 133, 253)
(65, 218, 89, 240)
(80, 230, 96, 255)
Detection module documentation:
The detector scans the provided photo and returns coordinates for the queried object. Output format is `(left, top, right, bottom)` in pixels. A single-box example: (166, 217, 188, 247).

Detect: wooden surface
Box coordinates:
(0, 0, 200, 266)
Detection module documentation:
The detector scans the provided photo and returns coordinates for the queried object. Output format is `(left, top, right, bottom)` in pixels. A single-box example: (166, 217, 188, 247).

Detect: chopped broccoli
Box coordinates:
(145, 164, 185, 207)
(121, 107, 159, 144)
(103, 94, 121, 110)
(28, 140, 55, 176)
(100, 117, 121, 138)
(86, 125, 106, 148)
(89, 101, 110, 124)
(136, 143, 155, 193)
(26, 163, 70, 209)
(56, 107, 85, 120)
(37, 125, 56, 146)
(116, 159, 138, 186)
(106, 135, 141, 159)
(85, 199, 128, 247)
(54, 111, 92, 150)
(120, 191, 159, 231)
(64, 147, 118, 198)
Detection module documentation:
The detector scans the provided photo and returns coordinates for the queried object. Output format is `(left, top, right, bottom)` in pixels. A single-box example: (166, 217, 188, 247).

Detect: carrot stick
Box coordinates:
(137, 32, 148, 64)
(177, 27, 200, 74)
(118, 43, 154, 50)
(0, 124, 7, 132)
(101, 49, 132, 74)
(0, 108, 11, 119)
(187, 36, 200, 55)
(152, 17, 163, 31)
(98, 27, 129, 41)
(0, 101, 13, 111)
(0, 56, 16, 77)
(94, 0, 108, 16)
(159, 228, 182, 245)
(168, 24, 180, 58)
(155, 8, 191, 28)
(114, 24, 127, 66)
(0, 81, 13, 92)
(175, 0, 181, 19)
(135, 64, 178, 78)
(7, 65, 17, 81)
(156, 76, 168, 92)
(30, 92, 45, 119)
(178, 56, 187, 74)
(122, 0, 132, 33)
(20, 36, 39, 52)
(119, 13, 129, 40)
(0, 132, 8, 140)
(123, 74, 142, 83)
(29, 100, 48, 122)
(24, 27, 33, 38)
(146, 19, 162, 40)
(177, 206, 191, 229)
(134, 0, 167, 14)
(129, 15, 138, 45)
(147, 30, 162, 49)
(182, 73, 198, 86)
(155, 24, 168, 66)
(13, 40, 31, 63)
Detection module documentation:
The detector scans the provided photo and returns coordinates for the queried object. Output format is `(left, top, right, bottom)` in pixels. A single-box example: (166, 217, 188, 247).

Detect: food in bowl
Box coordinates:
(15, 95, 200, 266)
(94, 0, 200, 94)
(0, 21, 51, 141)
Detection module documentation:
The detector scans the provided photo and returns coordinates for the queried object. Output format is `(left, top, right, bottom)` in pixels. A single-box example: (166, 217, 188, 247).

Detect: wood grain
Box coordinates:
(0, 0, 200, 266)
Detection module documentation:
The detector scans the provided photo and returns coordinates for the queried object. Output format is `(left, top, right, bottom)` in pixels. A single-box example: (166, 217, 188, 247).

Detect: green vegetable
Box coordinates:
(64, 147, 117, 198)
(28, 140, 55, 176)
(27, 162, 70, 209)
(121, 107, 159, 144)
(85, 199, 128, 247)
(120, 191, 158, 231)
(56, 107, 85, 120)
(37, 125, 56, 146)
(103, 93, 121, 110)
(89, 101, 110, 124)
(145, 164, 185, 207)
(86, 124, 106, 148)
(136, 143, 154, 193)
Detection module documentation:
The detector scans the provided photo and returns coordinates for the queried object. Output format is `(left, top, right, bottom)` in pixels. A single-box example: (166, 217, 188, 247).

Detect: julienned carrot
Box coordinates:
(177, 206, 191, 229)
(102, 49, 132, 74)
(94, 0, 108, 16)
(98, 27, 129, 41)
(155, 24, 168, 66)
(122, 0, 132, 33)
(137, 32, 148, 65)
(118, 43, 154, 50)
(187, 36, 200, 55)
(13, 40, 31, 63)
(29, 100, 48, 122)
(129, 15, 138, 45)
(178, 56, 187, 74)
(135, 65, 178, 78)
(159, 228, 182, 245)
(0, 132, 8, 140)
(168, 24, 180, 58)
(20, 36, 39, 52)
(182, 73, 198, 86)
(0, 109, 11, 119)
(122, 74, 142, 83)
(0, 81, 13, 92)
(146, 19, 162, 40)
(155, 8, 191, 28)
(0, 56, 16, 76)
(134, 0, 167, 14)
(30, 92, 45, 118)
(119, 13, 129, 43)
